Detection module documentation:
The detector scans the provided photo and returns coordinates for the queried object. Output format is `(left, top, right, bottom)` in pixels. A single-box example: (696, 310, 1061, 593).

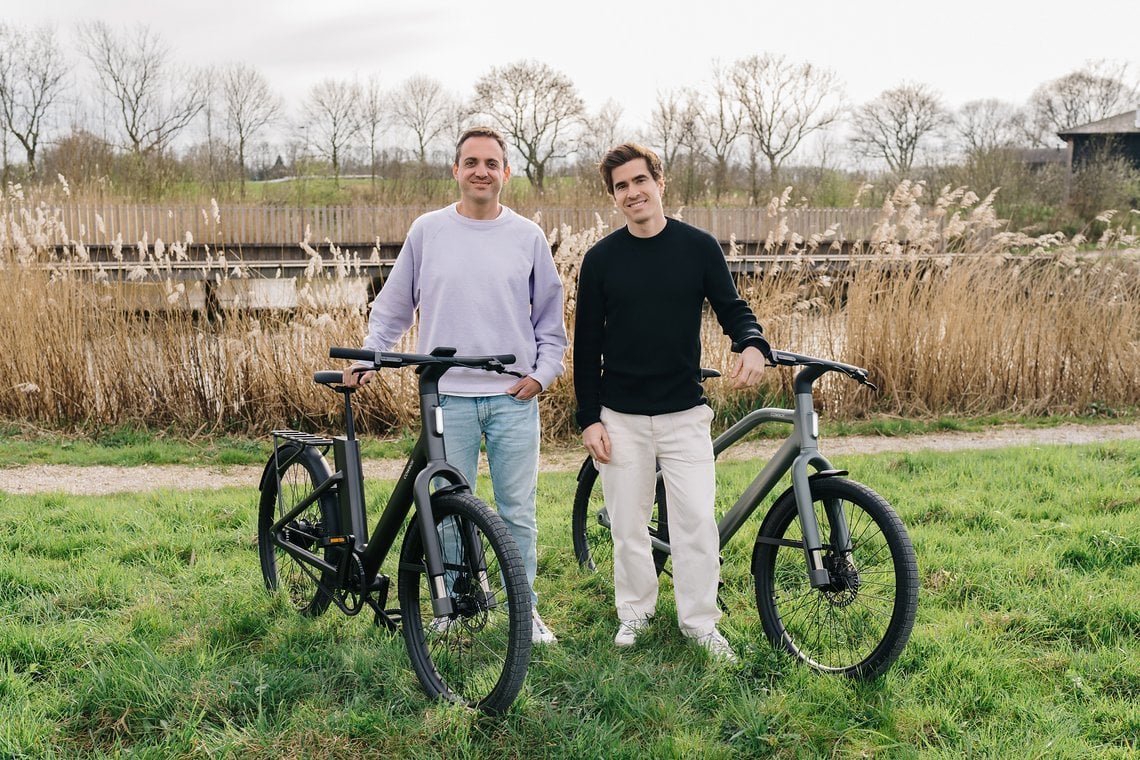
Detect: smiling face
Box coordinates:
(452, 135, 510, 219)
(610, 157, 666, 236)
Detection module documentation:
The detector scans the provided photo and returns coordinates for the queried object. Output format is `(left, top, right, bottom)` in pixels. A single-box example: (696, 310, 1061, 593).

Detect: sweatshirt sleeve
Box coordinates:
(528, 235, 568, 389)
(703, 241, 771, 357)
(363, 227, 420, 353)
(573, 250, 605, 429)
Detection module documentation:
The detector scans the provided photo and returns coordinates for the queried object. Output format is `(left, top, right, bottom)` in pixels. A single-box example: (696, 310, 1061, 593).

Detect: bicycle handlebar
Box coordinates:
(329, 346, 523, 376)
(768, 348, 877, 391)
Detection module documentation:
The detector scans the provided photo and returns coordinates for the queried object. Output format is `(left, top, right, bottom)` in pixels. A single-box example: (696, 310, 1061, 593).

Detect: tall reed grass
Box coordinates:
(1, 180, 1137, 440)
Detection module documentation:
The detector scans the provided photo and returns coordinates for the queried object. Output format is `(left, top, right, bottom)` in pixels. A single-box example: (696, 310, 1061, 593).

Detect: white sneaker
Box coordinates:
(532, 610, 558, 645)
(694, 629, 738, 662)
(614, 617, 650, 648)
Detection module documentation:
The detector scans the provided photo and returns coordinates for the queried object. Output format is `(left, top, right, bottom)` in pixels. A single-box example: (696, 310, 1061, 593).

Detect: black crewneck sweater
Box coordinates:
(573, 218, 769, 429)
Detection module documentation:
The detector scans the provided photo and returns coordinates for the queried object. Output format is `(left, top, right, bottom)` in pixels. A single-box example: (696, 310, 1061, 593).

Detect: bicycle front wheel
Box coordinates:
(257, 443, 338, 617)
(571, 458, 669, 576)
(398, 491, 531, 715)
(752, 477, 918, 679)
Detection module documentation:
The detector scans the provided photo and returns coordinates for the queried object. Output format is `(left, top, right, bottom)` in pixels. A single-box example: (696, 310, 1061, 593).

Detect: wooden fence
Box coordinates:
(41, 204, 883, 248)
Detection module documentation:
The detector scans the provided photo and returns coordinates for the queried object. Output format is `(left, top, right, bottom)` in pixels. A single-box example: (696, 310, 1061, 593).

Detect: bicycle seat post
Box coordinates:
(342, 387, 357, 441)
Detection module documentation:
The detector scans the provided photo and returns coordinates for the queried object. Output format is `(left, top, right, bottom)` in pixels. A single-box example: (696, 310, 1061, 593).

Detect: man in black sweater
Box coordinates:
(574, 143, 770, 662)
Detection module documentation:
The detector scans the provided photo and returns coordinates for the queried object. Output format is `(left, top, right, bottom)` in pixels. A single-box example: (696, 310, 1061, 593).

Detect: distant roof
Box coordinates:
(1057, 109, 1140, 137)
(1010, 147, 1067, 164)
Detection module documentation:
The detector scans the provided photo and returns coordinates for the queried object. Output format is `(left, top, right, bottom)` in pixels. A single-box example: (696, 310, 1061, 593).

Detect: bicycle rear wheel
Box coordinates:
(752, 477, 918, 679)
(257, 443, 338, 617)
(398, 491, 531, 715)
(571, 458, 670, 576)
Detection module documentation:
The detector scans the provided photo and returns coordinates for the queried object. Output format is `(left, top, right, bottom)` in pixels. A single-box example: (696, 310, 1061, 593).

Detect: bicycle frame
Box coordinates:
(592, 381, 853, 589)
(267, 362, 475, 618)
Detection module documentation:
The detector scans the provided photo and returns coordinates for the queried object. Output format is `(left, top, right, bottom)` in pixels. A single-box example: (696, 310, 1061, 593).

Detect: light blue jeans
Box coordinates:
(437, 393, 541, 605)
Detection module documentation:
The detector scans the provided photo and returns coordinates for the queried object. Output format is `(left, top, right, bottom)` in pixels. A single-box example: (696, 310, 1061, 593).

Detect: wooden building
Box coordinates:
(1057, 109, 1140, 170)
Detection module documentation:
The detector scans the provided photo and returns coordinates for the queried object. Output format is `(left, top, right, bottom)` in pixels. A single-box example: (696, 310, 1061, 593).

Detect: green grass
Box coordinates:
(1, 441, 1138, 757)
(0, 424, 417, 467)
(1, 414, 1136, 468)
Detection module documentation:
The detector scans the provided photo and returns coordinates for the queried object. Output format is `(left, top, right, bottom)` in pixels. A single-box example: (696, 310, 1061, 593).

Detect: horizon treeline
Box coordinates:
(1, 21, 1138, 232)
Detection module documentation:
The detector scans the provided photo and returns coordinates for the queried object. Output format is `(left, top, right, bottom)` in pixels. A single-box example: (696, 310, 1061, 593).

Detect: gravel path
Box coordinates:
(3, 421, 1139, 495)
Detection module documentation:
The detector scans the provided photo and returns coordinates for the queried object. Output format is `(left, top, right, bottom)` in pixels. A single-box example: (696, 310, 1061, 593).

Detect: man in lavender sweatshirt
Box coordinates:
(342, 126, 567, 644)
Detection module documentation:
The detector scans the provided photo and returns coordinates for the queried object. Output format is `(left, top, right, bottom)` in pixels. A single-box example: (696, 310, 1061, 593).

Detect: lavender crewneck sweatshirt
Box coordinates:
(362, 203, 567, 394)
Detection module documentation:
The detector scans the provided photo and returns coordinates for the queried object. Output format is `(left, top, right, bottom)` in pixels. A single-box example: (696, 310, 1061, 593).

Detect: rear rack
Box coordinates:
(271, 429, 334, 447)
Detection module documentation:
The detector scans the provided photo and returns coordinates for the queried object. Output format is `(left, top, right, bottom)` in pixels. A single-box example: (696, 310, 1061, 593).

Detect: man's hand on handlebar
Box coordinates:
(342, 364, 374, 388)
(730, 345, 768, 389)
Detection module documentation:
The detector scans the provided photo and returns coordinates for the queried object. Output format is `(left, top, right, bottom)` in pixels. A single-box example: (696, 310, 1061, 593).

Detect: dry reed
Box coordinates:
(2, 181, 1138, 440)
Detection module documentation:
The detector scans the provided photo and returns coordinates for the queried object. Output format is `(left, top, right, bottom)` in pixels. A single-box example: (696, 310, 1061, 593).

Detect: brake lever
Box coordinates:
(485, 359, 526, 378)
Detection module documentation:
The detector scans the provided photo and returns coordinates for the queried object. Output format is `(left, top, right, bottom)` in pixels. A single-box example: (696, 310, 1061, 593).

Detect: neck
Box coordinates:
(456, 199, 502, 221)
(627, 213, 667, 238)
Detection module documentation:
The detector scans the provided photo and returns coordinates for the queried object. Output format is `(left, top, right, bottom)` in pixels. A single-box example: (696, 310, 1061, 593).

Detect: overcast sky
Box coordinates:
(4, 0, 1139, 145)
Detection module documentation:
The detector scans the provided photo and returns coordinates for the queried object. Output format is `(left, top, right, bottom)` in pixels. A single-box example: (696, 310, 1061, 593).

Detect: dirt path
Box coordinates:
(3, 421, 1140, 495)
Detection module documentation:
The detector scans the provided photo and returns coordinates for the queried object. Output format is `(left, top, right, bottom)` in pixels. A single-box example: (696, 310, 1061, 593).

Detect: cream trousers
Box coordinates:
(599, 404, 721, 637)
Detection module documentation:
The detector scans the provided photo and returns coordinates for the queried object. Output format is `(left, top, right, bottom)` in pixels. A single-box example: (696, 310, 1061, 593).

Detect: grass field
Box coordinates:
(1, 439, 1137, 758)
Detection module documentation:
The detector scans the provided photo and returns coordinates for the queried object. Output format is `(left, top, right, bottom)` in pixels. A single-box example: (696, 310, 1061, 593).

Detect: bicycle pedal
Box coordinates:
(369, 574, 389, 593)
(372, 608, 401, 632)
(320, 535, 354, 547)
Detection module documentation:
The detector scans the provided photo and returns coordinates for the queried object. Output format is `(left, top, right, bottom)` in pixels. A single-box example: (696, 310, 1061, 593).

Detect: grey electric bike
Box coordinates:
(572, 350, 918, 679)
(258, 346, 531, 714)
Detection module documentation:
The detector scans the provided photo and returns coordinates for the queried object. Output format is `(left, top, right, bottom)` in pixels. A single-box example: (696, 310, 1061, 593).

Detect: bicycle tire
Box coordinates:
(752, 477, 918, 679)
(257, 443, 338, 617)
(398, 491, 531, 714)
(571, 458, 669, 576)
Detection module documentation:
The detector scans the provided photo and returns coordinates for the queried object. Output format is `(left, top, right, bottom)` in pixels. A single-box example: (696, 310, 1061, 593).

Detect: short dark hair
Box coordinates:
(454, 126, 509, 167)
(599, 143, 664, 195)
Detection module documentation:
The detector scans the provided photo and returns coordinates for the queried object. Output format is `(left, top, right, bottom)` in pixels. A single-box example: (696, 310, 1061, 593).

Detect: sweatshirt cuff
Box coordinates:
(731, 334, 772, 358)
(575, 408, 601, 430)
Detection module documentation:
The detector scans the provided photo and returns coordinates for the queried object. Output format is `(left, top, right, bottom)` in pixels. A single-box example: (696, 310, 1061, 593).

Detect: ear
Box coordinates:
(452, 163, 459, 181)
(503, 164, 511, 183)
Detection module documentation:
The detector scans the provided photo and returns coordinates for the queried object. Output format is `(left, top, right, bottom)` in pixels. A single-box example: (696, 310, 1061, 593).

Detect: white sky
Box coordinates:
(4, 0, 1139, 148)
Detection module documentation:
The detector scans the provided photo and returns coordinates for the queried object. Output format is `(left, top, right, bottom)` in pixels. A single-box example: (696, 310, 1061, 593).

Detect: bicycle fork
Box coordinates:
(410, 387, 497, 619)
(791, 393, 854, 589)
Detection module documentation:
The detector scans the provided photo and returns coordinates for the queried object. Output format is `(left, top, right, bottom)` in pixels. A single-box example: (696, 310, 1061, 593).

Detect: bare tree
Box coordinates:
(391, 74, 454, 165)
(78, 21, 205, 155)
(219, 63, 281, 197)
(576, 99, 625, 178)
(954, 98, 1025, 155)
(302, 78, 361, 184)
(472, 60, 585, 191)
(648, 87, 701, 173)
(1028, 59, 1139, 146)
(0, 23, 67, 175)
(731, 53, 844, 187)
(695, 63, 745, 202)
(850, 82, 949, 174)
(357, 74, 386, 187)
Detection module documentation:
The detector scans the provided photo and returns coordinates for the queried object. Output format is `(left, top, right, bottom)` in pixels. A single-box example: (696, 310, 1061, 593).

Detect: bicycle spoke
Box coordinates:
(398, 493, 529, 713)
(754, 478, 917, 678)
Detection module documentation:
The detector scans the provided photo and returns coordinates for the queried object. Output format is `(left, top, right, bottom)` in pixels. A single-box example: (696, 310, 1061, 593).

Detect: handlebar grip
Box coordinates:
(329, 347, 375, 362)
(313, 370, 345, 386)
